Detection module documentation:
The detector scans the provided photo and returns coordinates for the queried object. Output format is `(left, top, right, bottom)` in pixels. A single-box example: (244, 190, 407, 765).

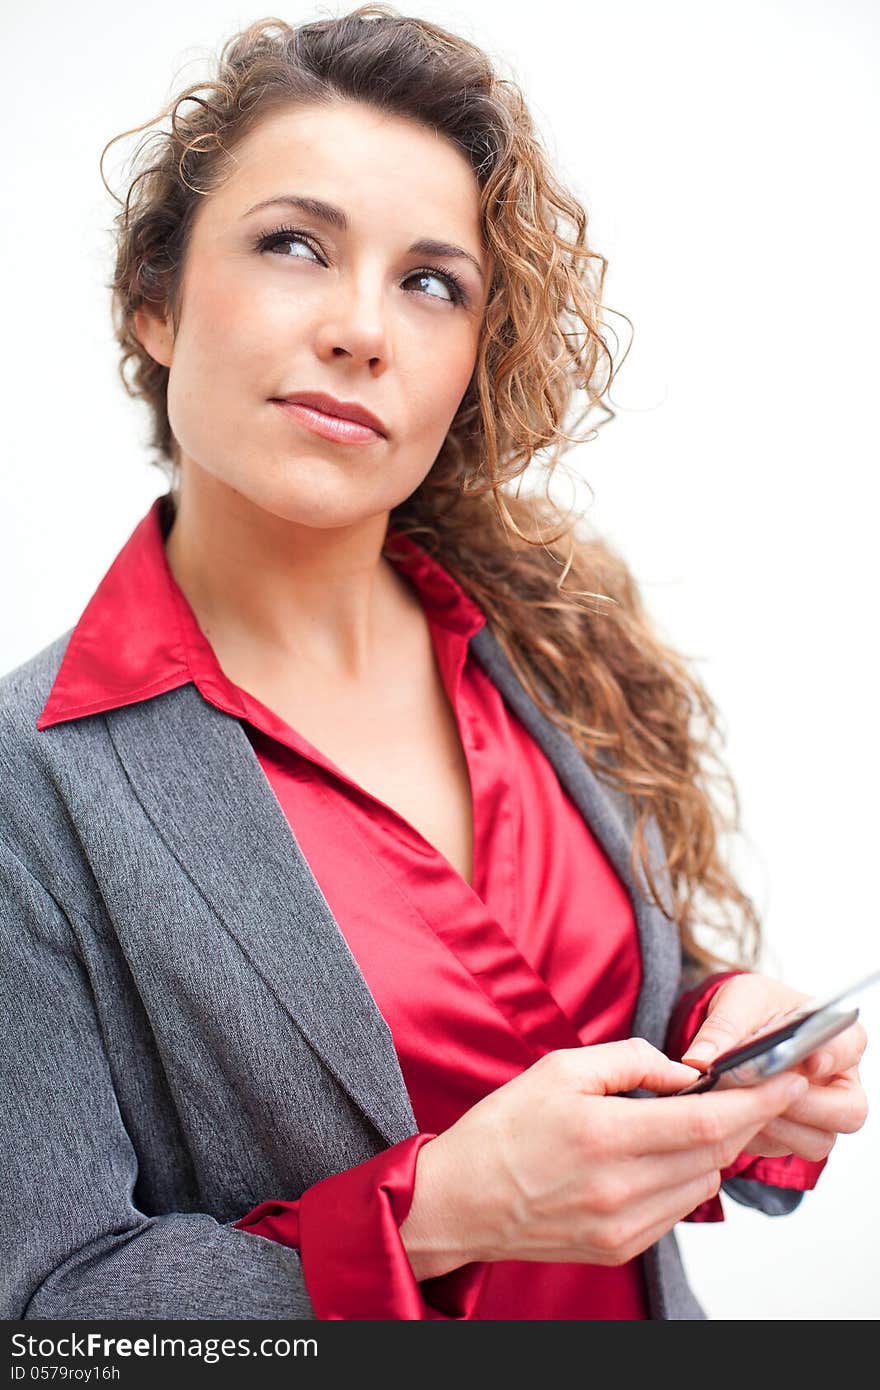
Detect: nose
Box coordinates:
(314, 269, 392, 368)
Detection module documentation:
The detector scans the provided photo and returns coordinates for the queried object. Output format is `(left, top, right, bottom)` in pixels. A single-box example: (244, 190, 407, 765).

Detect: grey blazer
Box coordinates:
(0, 619, 801, 1321)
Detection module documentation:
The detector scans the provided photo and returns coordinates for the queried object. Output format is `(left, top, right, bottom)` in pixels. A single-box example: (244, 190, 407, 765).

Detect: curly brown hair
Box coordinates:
(100, 4, 760, 975)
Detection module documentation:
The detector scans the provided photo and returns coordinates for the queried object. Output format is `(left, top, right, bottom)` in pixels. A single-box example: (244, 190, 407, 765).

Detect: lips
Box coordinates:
(273, 391, 388, 438)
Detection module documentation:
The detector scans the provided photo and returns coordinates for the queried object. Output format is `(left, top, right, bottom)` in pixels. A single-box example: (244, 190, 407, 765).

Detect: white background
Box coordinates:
(2, 0, 878, 1318)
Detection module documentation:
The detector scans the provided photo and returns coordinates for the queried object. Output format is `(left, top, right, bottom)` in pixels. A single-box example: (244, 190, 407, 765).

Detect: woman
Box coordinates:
(0, 5, 867, 1321)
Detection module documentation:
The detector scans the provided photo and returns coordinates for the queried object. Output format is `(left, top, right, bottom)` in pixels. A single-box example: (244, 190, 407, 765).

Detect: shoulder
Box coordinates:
(0, 628, 73, 737)
(0, 629, 79, 875)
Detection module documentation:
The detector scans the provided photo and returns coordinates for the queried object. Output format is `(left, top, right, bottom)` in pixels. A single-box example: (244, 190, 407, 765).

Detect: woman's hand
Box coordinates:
(680, 972, 869, 1161)
(398, 1038, 810, 1280)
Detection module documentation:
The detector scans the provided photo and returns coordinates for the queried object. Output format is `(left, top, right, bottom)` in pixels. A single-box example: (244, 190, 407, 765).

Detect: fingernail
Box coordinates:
(786, 1075, 810, 1099)
(809, 1050, 833, 1075)
(684, 1043, 716, 1063)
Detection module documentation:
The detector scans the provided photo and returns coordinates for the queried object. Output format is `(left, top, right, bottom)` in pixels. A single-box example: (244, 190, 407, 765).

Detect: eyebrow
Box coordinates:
(242, 194, 486, 284)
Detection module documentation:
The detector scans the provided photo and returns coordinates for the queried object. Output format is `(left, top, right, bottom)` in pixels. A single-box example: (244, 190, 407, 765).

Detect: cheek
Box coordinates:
(175, 267, 274, 379)
(415, 335, 478, 427)
(165, 277, 262, 460)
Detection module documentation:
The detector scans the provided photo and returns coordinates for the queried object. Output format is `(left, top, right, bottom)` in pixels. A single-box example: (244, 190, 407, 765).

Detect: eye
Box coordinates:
(402, 268, 467, 306)
(255, 226, 323, 263)
(254, 224, 468, 307)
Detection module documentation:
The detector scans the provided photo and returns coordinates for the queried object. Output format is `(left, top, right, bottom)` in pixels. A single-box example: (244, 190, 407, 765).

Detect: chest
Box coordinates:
(226, 623, 476, 889)
(291, 682, 475, 887)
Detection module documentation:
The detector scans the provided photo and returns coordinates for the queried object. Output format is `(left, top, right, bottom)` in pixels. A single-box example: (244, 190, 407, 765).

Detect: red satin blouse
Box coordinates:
(36, 494, 824, 1319)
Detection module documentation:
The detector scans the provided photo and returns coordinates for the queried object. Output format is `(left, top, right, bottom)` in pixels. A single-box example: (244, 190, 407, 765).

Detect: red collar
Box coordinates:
(36, 493, 485, 731)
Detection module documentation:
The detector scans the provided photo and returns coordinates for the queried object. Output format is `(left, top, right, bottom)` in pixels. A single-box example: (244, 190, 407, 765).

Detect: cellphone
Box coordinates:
(672, 966, 880, 1095)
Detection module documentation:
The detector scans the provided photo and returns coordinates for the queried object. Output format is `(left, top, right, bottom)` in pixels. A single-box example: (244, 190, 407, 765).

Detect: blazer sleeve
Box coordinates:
(0, 833, 317, 1319)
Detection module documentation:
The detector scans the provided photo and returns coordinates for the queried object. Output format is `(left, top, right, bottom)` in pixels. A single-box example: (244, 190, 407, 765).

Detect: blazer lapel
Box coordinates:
(468, 625, 680, 1047)
(105, 683, 419, 1148)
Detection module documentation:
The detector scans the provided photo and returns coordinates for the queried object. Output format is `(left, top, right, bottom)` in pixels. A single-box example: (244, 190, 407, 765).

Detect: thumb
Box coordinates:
(680, 984, 760, 1067)
(573, 1038, 702, 1096)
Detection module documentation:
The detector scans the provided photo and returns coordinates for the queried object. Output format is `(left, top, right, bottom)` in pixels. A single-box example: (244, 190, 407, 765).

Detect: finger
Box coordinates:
(747, 1116, 837, 1162)
(603, 1139, 761, 1206)
(798, 1023, 868, 1080)
(772, 1074, 868, 1136)
(610, 1072, 810, 1155)
(681, 976, 792, 1067)
(630, 1168, 727, 1236)
(799, 1051, 835, 1080)
(560, 1038, 702, 1097)
(737, 1130, 793, 1159)
(587, 1170, 726, 1265)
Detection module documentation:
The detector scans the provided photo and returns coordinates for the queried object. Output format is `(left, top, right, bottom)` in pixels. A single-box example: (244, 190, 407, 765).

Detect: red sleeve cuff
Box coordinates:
(665, 970, 827, 1223)
(233, 1133, 490, 1319)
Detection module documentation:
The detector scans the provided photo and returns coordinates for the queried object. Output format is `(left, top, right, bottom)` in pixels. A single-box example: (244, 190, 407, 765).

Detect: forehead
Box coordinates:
(207, 100, 485, 241)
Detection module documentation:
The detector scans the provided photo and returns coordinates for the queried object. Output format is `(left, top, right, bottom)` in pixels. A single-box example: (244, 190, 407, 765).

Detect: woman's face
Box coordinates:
(135, 99, 493, 529)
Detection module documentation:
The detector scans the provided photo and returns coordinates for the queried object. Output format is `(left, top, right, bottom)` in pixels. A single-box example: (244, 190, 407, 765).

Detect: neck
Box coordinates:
(162, 463, 406, 684)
